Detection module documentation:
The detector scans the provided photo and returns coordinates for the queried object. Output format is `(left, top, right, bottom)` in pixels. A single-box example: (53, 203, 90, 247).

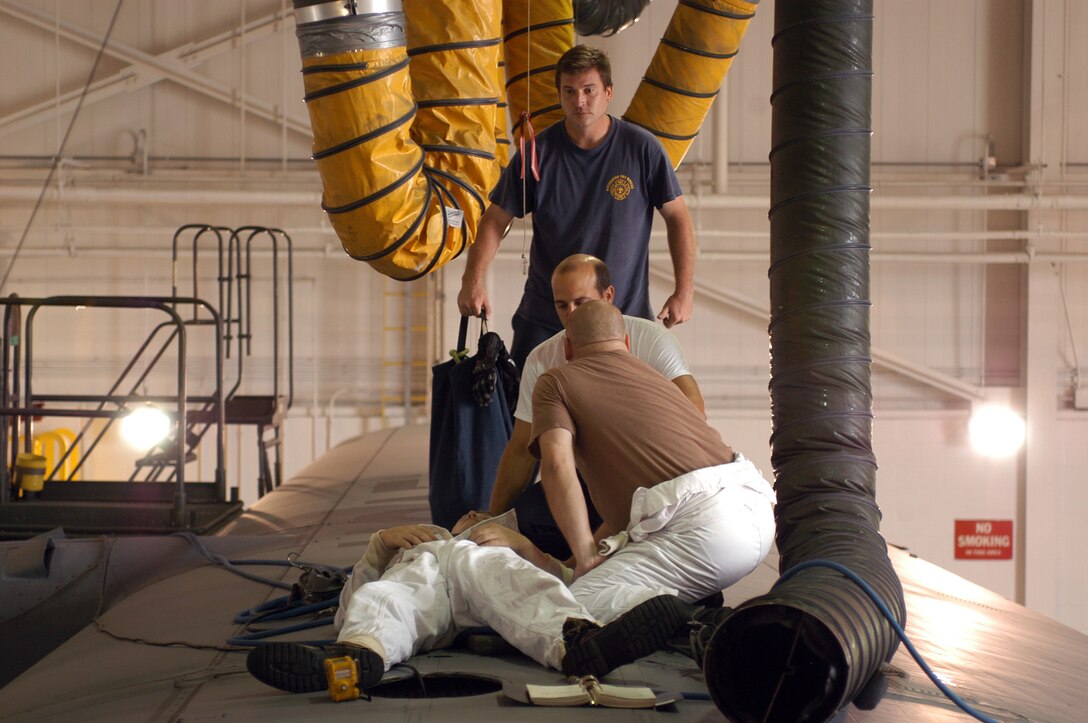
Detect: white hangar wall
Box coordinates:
(0, 0, 1086, 634)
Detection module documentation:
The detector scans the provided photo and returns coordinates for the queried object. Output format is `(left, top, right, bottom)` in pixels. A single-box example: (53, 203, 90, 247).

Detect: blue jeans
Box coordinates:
(513, 478, 602, 561)
(509, 313, 561, 372)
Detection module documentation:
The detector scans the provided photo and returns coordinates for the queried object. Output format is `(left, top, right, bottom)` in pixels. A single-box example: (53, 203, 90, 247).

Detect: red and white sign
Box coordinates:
(954, 519, 1013, 560)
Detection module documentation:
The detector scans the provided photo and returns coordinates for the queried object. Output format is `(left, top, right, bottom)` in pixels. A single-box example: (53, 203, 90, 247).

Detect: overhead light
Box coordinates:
(120, 405, 172, 451)
(968, 404, 1025, 458)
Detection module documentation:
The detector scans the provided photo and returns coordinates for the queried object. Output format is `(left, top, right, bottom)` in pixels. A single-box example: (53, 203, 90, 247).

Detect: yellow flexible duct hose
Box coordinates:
(406, 0, 503, 270)
(295, 0, 756, 278)
(502, 0, 575, 141)
(624, 0, 759, 168)
(294, 1, 501, 280)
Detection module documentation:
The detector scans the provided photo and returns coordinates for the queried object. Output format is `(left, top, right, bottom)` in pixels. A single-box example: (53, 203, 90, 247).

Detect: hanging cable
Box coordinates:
(0, 0, 126, 295)
(520, 1, 533, 276)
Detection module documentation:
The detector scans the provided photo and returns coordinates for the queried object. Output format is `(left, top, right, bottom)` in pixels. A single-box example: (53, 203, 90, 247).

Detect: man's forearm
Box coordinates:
(539, 456, 596, 563)
(488, 419, 536, 514)
(660, 197, 695, 294)
(656, 198, 696, 327)
(592, 520, 616, 544)
(459, 204, 513, 318)
(671, 374, 706, 417)
(462, 229, 499, 287)
(488, 444, 536, 514)
(666, 215, 695, 300)
(520, 541, 571, 581)
(461, 205, 507, 287)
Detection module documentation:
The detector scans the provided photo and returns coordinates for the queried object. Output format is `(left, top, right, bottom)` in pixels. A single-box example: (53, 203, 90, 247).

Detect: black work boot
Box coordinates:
(247, 641, 383, 693)
(561, 595, 692, 678)
(667, 605, 735, 667)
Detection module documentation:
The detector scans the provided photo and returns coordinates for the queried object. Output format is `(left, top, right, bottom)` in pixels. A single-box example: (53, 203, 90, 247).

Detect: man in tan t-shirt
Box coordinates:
(530, 301, 776, 634)
(485, 253, 704, 560)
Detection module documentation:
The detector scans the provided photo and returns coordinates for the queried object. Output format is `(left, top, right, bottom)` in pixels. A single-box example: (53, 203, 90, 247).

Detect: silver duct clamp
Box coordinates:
(294, 0, 403, 25)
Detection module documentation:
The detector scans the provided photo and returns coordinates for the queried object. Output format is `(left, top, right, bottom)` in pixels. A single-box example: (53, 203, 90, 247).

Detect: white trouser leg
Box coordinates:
(338, 540, 592, 671)
(444, 540, 590, 670)
(572, 479, 775, 625)
(336, 541, 455, 670)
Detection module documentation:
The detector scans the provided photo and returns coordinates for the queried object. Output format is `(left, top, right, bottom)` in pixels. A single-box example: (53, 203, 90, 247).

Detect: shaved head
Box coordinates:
(566, 300, 626, 351)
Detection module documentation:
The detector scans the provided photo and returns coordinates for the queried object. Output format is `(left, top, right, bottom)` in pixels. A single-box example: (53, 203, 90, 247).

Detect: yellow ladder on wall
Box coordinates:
(380, 275, 436, 428)
(25, 428, 82, 481)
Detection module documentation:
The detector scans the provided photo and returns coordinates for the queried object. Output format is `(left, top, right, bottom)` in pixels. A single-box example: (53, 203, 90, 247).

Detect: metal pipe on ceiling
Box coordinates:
(4, 241, 1088, 265)
(3, 183, 1088, 211)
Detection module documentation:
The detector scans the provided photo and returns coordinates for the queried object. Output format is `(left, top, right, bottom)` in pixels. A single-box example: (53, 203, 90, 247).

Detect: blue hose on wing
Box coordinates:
(227, 586, 343, 648)
(172, 532, 295, 591)
(226, 560, 351, 647)
(226, 602, 339, 648)
(777, 560, 999, 723)
(173, 532, 347, 647)
(234, 596, 338, 625)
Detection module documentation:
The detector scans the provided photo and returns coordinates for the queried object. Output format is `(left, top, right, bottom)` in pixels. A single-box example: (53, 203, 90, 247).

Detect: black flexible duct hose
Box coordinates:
(573, 0, 650, 36)
(703, 2, 905, 721)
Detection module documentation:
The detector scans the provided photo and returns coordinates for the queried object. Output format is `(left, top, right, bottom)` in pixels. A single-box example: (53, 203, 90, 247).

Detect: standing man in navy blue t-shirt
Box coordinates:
(457, 45, 696, 370)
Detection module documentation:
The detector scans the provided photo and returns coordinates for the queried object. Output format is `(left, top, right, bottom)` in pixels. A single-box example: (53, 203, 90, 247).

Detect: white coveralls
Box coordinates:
(333, 512, 584, 671)
(571, 454, 777, 625)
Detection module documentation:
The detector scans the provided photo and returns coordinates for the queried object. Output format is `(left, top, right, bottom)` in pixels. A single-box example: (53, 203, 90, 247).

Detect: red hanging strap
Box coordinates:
(519, 111, 540, 182)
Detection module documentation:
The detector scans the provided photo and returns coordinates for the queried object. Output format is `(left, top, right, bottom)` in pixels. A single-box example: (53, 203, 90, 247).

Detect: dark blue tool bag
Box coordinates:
(428, 315, 519, 529)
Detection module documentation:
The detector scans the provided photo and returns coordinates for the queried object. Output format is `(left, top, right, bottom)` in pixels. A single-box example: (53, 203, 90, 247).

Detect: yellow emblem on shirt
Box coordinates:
(607, 174, 634, 201)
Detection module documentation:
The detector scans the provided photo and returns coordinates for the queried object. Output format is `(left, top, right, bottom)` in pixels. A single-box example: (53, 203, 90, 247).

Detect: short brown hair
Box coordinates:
(555, 45, 613, 90)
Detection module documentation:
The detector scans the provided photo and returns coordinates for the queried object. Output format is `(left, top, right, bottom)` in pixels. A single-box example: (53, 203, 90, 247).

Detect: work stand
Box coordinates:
(0, 224, 294, 539)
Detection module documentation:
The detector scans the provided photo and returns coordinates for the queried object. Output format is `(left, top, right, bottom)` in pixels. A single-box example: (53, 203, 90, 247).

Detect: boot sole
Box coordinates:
(247, 643, 329, 693)
(247, 643, 383, 694)
(562, 595, 690, 678)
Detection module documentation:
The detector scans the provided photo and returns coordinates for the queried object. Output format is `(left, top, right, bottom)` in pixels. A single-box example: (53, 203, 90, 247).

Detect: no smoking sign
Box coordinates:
(954, 519, 1013, 560)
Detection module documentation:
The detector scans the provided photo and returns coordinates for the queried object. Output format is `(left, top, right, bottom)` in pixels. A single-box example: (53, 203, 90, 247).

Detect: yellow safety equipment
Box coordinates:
(324, 655, 360, 702)
(15, 452, 47, 493)
(33, 428, 81, 481)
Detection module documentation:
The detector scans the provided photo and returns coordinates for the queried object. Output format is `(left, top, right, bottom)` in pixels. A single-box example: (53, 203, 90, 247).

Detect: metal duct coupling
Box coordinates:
(703, 1, 906, 721)
(292, 0, 502, 280)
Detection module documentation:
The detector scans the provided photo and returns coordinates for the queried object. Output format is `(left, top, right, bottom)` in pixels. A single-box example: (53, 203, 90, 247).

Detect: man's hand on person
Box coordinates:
(572, 552, 607, 581)
(467, 522, 532, 557)
(469, 522, 573, 580)
(379, 525, 439, 550)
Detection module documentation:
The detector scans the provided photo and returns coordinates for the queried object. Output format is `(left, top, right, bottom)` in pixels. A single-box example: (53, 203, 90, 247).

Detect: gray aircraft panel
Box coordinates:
(1, 424, 1085, 721)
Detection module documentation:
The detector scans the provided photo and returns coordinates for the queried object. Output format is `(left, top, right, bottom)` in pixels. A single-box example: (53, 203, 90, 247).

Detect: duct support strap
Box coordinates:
(624, 0, 759, 169)
(703, 2, 906, 722)
(502, 0, 575, 142)
(495, 40, 511, 166)
(292, 0, 502, 280)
